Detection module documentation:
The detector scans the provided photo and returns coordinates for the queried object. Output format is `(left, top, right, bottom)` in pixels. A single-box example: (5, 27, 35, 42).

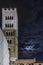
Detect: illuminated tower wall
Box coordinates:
(2, 8, 18, 65)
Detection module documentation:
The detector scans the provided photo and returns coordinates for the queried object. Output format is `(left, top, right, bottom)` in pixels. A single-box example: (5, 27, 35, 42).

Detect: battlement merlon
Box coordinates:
(2, 8, 17, 11)
(2, 8, 17, 14)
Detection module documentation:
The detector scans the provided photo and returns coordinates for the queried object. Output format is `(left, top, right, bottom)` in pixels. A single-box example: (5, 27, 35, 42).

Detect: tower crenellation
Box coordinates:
(2, 8, 16, 12)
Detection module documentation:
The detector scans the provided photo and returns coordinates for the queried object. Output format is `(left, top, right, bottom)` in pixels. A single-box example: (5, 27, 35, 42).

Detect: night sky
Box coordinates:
(0, 0, 43, 61)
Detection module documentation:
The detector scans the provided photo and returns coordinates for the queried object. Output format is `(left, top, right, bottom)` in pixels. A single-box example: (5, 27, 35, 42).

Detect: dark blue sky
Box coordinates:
(19, 0, 43, 42)
(18, 0, 43, 61)
(0, 0, 43, 61)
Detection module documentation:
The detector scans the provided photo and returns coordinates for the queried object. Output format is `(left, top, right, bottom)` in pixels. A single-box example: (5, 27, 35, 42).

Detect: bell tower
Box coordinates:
(2, 8, 18, 65)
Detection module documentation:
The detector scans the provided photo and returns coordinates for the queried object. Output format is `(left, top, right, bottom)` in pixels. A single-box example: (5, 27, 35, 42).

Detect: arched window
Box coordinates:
(8, 24, 9, 27)
(5, 24, 13, 28)
(5, 24, 7, 27)
(9, 24, 13, 28)
(10, 40, 12, 44)
(12, 24, 13, 27)
(10, 16, 11, 20)
(8, 16, 9, 20)
(5, 16, 13, 20)
(9, 32, 10, 36)
(10, 24, 11, 27)
(8, 48, 10, 51)
(7, 39, 12, 44)
(5, 16, 7, 20)
(7, 40, 9, 43)
(6, 31, 13, 36)
(12, 16, 13, 20)
(6, 32, 8, 36)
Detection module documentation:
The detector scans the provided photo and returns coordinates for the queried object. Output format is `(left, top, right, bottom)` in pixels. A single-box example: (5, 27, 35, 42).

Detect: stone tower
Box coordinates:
(2, 8, 18, 65)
